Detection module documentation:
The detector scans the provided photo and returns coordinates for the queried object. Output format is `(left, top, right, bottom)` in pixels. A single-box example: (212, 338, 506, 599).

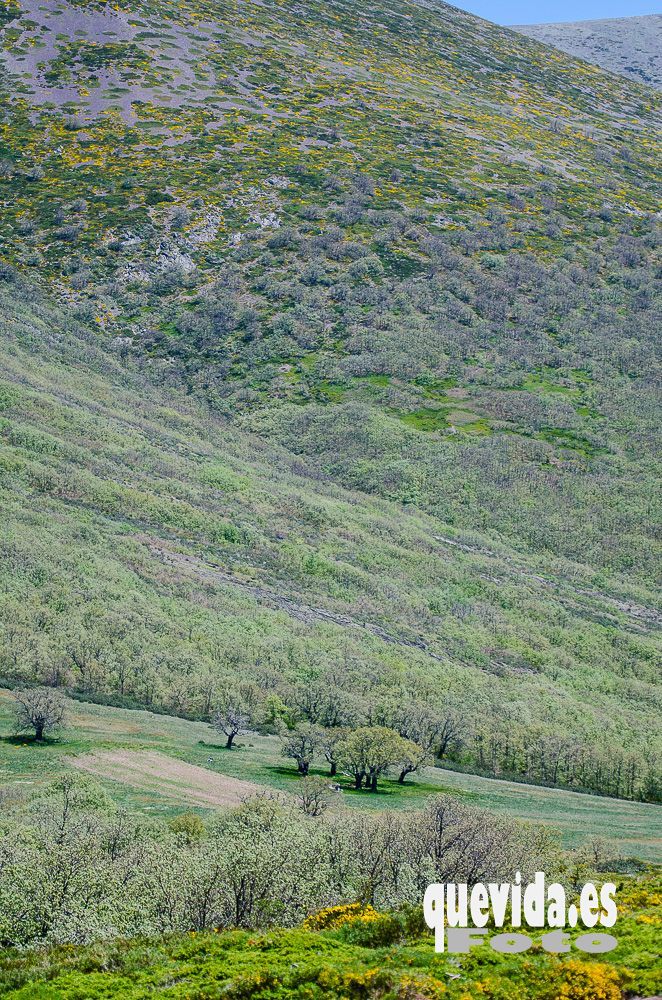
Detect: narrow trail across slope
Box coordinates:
(146, 539, 446, 660)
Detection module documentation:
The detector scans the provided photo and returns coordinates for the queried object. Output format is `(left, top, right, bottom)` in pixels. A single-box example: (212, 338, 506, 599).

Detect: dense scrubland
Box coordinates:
(0, 769, 560, 948)
(0, 281, 659, 801)
(0, 768, 659, 999)
(1, 875, 659, 1000)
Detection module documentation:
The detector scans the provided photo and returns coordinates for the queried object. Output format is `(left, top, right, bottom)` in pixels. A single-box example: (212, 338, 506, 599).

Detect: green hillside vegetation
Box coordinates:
(0, 0, 660, 577)
(0, 874, 659, 999)
(0, 729, 658, 956)
(0, 0, 660, 989)
(0, 0, 659, 797)
(0, 280, 660, 800)
(0, 760, 562, 948)
(1, 688, 659, 984)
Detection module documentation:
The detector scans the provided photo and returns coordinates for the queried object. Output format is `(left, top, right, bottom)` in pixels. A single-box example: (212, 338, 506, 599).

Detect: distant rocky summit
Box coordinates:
(512, 14, 661, 89)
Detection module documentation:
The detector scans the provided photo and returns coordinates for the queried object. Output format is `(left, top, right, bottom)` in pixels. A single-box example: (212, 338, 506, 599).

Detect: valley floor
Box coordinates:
(1, 689, 659, 860)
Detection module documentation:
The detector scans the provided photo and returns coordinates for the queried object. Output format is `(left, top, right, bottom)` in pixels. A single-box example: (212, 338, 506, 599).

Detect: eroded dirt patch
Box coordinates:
(67, 749, 262, 808)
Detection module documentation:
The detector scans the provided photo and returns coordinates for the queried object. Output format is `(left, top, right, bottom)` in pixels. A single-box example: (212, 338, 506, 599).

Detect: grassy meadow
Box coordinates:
(1, 689, 659, 860)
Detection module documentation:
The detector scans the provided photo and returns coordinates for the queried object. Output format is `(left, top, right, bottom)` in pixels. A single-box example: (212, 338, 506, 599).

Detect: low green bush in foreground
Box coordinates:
(0, 876, 658, 999)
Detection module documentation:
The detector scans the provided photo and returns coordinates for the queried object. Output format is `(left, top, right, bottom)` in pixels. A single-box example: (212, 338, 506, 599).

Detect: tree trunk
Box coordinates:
(329, 761, 337, 777)
(226, 731, 235, 749)
(369, 773, 378, 792)
(354, 772, 363, 789)
(299, 760, 310, 776)
(34, 722, 44, 741)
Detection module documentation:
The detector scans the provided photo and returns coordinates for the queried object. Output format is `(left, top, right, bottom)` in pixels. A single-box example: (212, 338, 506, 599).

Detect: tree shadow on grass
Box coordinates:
(264, 764, 401, 797)
(0, 734, 62, 747)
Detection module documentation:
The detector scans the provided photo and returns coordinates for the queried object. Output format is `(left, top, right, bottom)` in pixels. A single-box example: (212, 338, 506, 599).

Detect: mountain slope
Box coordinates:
(512, 15, 662, 90)
(0, 275, 660, 798)
(0, 0, 659, 572)
(0, 0, 660, 798)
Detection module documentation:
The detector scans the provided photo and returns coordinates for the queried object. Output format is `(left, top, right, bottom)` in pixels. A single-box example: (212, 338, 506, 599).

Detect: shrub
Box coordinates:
(304, 903, 403, 947)
(296, 775, 334, 816)
(303, 902, 369, 931)
(168, 812, 206, 844)
(54, 224, 81, 241)
(337, 910, 402, 948)
(557, 961, 621, 1000)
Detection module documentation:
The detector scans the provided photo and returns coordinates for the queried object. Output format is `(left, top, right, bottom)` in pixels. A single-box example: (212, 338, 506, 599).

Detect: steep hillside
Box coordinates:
(512, 15, 662, 90)
(0, 0, 659, 572)
(0, 0, 660, 798)
(0, 276, 660, 798)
